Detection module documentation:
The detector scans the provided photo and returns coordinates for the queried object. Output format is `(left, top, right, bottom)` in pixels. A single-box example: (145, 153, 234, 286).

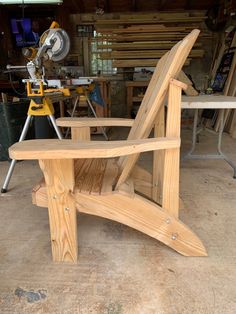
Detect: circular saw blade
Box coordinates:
(48, 29, 70, 62)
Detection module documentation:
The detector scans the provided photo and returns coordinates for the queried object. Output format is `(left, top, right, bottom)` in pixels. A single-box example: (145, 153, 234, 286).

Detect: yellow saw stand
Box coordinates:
(1, 82, 64, 193)
(1, 20, 107, 193)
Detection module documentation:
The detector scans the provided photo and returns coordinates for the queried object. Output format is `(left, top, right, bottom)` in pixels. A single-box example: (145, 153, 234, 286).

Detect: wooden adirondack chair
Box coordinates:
(10, 29, 207, 263)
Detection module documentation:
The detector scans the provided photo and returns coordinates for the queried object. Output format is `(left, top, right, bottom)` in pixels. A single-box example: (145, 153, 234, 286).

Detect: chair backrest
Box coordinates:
(115, 29, 200, 188)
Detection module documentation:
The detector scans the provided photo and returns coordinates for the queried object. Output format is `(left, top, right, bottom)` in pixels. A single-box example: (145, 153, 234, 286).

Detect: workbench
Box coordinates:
(125, 81, 149, 116)
(181, 95, 236, 177)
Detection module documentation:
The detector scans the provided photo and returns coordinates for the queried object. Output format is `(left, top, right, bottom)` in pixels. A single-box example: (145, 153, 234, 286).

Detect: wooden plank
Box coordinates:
(71, 127, 91, 141)
(32, 179, 47, 207)
(75, 159, 93, 192)
(162, 81, 182, 219)
(80, 159, 106, 194)
(210, 33, 226, 80)
(97, 42, 202, 50)
(131, 165, 152, 198)
(96, 16, 206, 25)
(79, 12, 206, 24)
(75, 192, 207, 256)
(10, 137, 180, 160)
(101, 158, 119, 194)
(113, 26, 189, 34)
(152, 105, 165, 204)
(116, 30, 200, 189)
(31, 175, 187, 210)
(224, 49, 236, 96)
(117, 178, 135, 197)
(178, 70, 199, 96)
(39, 159, 78, 263)
(224, 67, 236, 132)
(214, 48, 236, 132)
(109, 49, 204, 59)
(113, 58, 191, 67)
(82, 37, 90, 76)
(127, 85, 133, 117)
(57, 117, 134, 127)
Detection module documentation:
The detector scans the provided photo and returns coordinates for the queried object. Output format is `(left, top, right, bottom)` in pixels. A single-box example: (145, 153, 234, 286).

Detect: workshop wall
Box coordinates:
(68, 11, 216, 116)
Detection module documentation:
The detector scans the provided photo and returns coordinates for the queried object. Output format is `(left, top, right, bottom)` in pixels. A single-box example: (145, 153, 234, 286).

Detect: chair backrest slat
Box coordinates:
(115, 29, 200, 189)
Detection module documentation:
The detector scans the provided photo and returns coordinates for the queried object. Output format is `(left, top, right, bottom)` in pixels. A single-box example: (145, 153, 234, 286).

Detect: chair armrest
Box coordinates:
(9, 137, 180, 160)
(56, 117, 134, 128)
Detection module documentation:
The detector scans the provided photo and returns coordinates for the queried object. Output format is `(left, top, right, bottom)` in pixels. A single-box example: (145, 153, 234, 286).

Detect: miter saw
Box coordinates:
(1, 21, 103, 193)
(22, 21, 71, 81)
(7, 21, 92, 91)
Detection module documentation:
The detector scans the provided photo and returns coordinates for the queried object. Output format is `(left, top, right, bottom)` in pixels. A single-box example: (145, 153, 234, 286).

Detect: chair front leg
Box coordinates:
(39, 159, 78, 263)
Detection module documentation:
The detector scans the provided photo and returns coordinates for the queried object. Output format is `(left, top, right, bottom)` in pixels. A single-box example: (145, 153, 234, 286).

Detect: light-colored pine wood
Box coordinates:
(98, 42, 202, 50)
(78, 10, 209, 70)
(162, 82, 182, 219)
(10, 137, 180, 160)
(32, 176, 186, 211)
(111, 25, 188, 34)
(57, 117, 134, 127)
(116, 52, 170, 186)
(152, 105, 165, 204)
(75, 192, 207, 257)
(117, 178, 135, 197)
(39, 159, 78, 263)
(131, 165, 153, 199)
(32, 178, 47, 207)
(113, 58, 191, 68)
(96, 16, 205, 25)
(76, 159, 107, 194)
(101, 159, 119, 194)
(116, 30, 200, 189)
(10, 30, 208, 263)
(71, 127, 90, 141)
(178, 70, 199, 96)
(108, 49, 204, 59)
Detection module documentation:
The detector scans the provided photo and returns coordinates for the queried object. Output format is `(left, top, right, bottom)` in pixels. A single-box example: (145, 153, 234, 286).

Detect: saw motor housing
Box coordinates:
(23, 21, 70, 81)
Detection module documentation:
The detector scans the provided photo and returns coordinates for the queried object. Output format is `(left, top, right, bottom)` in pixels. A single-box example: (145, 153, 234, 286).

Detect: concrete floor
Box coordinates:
(0, 129, 236, 314)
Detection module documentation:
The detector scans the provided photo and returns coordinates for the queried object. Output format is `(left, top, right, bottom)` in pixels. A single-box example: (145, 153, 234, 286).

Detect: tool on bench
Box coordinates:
(1, 21, 107, 193)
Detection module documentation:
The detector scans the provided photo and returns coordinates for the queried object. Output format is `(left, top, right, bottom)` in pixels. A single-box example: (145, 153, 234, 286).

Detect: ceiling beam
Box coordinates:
(159, 0, 168, 10)
(185, 0, 193, 10)
(132, 0, 137, 11)
(72, 0, 84, 13)
(105, 0, 110, 13)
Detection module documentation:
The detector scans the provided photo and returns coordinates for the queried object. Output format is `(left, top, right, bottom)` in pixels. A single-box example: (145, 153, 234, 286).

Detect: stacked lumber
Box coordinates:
(76, 11, 211, 68)
(211, 31, 236, 135)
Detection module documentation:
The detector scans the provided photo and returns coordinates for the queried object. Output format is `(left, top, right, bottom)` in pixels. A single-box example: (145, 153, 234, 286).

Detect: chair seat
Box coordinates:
(32, 158, 120, 206)
(74, 158, 119, 195)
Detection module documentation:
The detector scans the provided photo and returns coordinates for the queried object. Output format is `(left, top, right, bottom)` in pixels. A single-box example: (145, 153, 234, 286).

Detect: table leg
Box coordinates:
(217, 110, 236, 178)
(183, 108, 236, 178)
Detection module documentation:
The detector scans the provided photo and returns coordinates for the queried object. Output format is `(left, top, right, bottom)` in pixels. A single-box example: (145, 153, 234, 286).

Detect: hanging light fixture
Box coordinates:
(0, 0, 62, 4)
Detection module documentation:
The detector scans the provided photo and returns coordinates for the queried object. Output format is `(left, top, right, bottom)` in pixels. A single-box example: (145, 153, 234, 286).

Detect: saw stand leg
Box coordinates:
(65, 95, 108, 140)
(1, 114, 63, 193)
